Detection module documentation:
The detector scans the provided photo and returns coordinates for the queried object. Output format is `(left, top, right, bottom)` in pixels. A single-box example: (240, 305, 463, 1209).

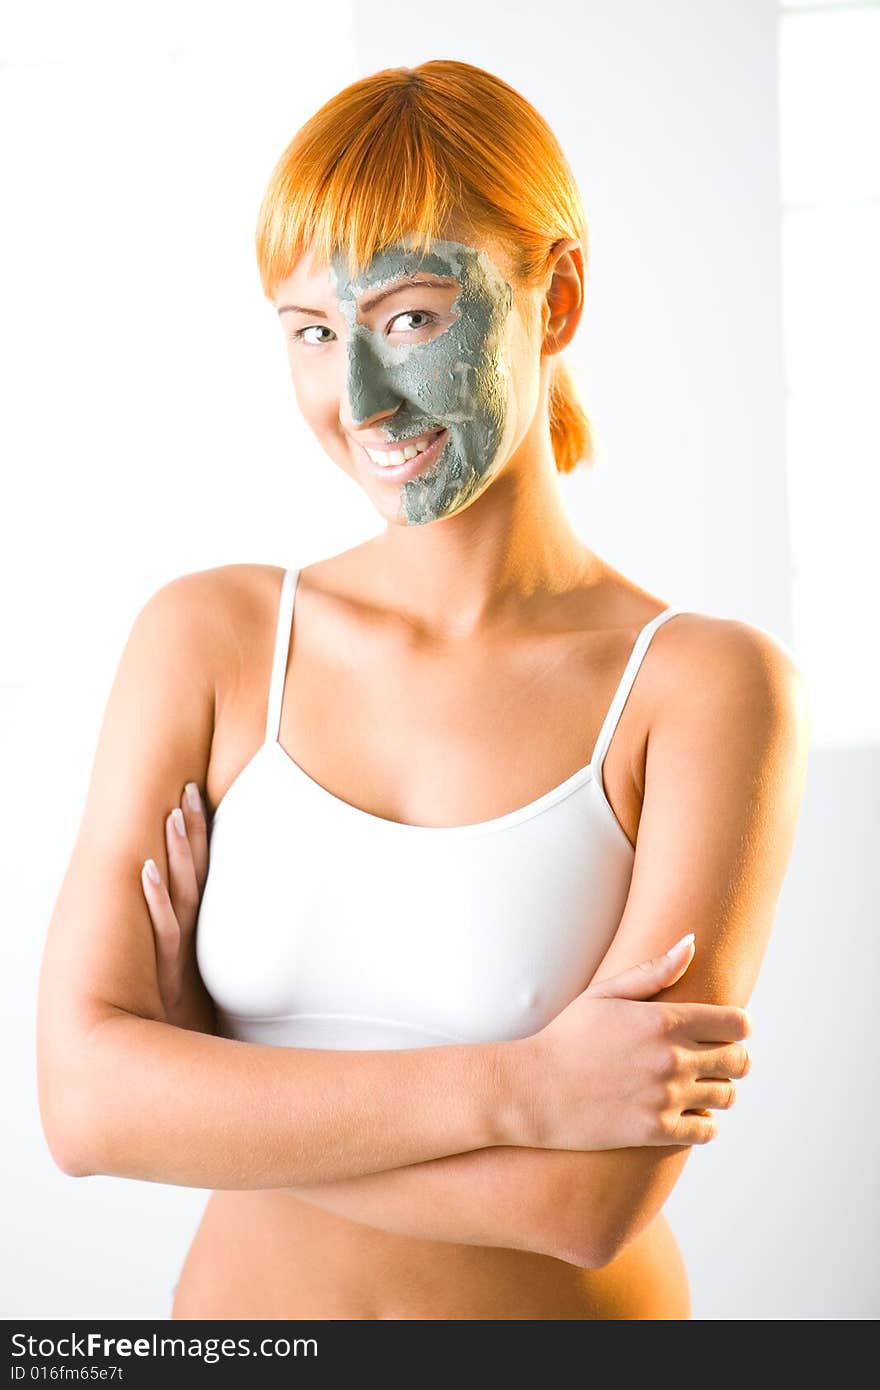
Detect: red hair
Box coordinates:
(255, 60, 593, 473)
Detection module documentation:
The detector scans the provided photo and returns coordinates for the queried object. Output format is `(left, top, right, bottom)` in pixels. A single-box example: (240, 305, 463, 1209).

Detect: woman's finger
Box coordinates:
(666, 1111, 718, 1145)
(689, 1079, 738, 1113)
(180, 781, 209, 892)
(687, 1042, 751, 1080)
(141, 858, 182, 1001)
(165, 807, 200, 940)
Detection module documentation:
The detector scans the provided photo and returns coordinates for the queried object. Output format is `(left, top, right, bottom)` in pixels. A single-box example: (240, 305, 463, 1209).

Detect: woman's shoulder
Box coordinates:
(130, 563, 289, 693)
(599, 564, 799, 672)
(630, 599, 807, 748)
(150, 560, 286, 606)
(142, 562, 287, 630)
(596, 569, 805, 729)
(647, 603, 803, 689)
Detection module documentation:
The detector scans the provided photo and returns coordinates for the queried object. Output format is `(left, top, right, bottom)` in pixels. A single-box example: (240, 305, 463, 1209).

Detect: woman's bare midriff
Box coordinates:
(176, 554, 694, 1322)
(172, 1191, 689, 1320)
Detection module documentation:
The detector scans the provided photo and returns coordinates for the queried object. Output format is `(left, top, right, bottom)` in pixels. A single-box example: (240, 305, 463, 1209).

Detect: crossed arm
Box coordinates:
(38, 575, 809, 1269)
(207, 615, 811, 1263)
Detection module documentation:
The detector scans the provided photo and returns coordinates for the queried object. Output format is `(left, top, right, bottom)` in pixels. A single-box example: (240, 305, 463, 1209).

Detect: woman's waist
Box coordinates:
(177, 1189, 688, 1319)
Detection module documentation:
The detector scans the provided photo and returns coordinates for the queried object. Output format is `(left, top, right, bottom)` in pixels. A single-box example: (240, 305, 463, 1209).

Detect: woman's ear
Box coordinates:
(542, 238, 584, 356)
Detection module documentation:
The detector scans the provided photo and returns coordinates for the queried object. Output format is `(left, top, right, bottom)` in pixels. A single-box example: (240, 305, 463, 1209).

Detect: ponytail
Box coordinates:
(549, 357, 593, 473)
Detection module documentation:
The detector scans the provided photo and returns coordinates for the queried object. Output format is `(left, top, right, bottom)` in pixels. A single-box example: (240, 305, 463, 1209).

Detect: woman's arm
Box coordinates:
(563, 618, 809, 1265)
(39, 573, 762, 1265)
(282, 1145, 626, 1263)
(268, 618, 810, 1268)
(68, 1008, 504, 1187)
(37, 567, 678, 1207)
(142, 757, 729, 1260)
(36, 569, 505, 1187)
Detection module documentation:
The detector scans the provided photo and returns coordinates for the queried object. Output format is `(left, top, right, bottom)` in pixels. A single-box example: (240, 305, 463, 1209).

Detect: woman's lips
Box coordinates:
(357, 428, 449, 484)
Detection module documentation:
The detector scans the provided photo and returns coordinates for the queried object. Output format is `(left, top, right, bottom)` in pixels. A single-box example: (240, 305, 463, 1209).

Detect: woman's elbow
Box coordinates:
(39, 1074, 94, 1177)
(37, 1044, 100, 1178)
(533, 1220, 608, 1269)
(528, 1175, 611, 1269)
(44, 1124, 92, 1178)
(549, 1226, 613, 1269)
(560, 1214, 656, 1270)
(546, 1213, 624, 1269)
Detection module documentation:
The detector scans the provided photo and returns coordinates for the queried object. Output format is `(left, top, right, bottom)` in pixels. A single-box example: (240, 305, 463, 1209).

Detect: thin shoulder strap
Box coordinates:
(590, 607, 685, 779)
(264, 567, 301, 743)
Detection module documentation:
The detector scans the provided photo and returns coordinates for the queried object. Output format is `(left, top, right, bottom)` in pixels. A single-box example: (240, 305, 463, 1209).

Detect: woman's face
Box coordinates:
(274, 234, 542, 526)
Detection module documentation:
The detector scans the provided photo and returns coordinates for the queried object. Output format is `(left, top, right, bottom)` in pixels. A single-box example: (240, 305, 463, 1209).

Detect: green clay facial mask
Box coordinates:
(329, 238, 518, 526)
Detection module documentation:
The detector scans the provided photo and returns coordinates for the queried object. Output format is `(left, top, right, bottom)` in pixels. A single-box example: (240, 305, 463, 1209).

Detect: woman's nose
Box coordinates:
(344, 330, 403, 424)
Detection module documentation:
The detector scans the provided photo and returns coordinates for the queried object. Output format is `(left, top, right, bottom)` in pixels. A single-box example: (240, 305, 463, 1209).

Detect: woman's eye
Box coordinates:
(292, 325, 336, 347)
(387, 310, 436, 334)
(290, 311, 436, 347)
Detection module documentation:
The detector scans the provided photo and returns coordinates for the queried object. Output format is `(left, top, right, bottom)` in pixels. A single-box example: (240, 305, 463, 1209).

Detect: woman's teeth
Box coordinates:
(365, 430, 442, 468)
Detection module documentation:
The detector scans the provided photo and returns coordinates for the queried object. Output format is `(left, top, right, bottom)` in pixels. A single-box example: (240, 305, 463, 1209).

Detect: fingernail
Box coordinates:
(143, 858, 160, 884)
(666, 932, 695, 958)
(184, 782, 201, 813)
(171, 807, 187, 838)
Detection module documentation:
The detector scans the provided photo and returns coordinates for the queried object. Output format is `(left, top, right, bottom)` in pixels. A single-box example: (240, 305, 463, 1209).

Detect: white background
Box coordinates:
(2, 0, 877, 1319)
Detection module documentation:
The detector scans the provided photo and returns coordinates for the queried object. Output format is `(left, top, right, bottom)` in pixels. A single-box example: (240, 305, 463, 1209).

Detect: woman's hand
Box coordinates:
(140, 782, 217, 1033)
(502, 934, 752, 1152)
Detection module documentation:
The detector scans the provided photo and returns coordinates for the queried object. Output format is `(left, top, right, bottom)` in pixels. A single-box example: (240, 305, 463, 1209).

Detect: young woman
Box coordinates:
(36, 60, 809, 1321)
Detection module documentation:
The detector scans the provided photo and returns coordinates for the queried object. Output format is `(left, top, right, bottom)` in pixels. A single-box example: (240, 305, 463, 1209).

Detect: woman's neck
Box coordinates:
(369, 433, 601, 640)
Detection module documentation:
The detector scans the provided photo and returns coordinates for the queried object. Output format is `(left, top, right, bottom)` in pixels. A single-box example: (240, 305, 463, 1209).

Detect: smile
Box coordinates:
(356, 428, 450, 484)
(360, 428, 446, 468)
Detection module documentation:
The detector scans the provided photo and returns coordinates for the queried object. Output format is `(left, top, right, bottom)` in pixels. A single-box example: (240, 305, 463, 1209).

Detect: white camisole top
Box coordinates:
(196, 567, 684, 1051)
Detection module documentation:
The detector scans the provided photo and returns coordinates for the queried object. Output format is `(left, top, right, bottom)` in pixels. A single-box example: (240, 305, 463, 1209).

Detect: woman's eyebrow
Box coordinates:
(276, 274, 459, 318)
(277, 302, 327, 318)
